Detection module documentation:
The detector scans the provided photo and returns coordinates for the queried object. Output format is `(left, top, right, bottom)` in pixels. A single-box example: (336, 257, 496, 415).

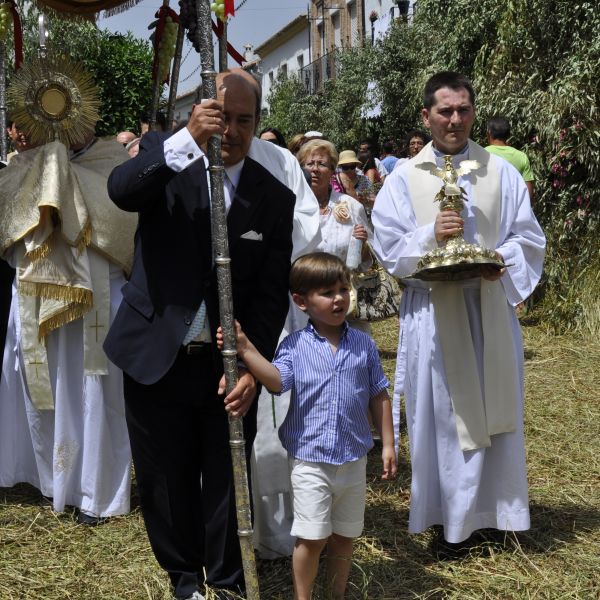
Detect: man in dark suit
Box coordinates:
(104, 72, 295, 600)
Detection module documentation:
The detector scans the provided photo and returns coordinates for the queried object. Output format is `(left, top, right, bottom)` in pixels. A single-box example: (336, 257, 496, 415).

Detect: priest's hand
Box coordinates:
(435, 210, 464, 242)
(220, 369, 257, 418)
(187, 100, 226, 147)
(481, 252, 506, 281)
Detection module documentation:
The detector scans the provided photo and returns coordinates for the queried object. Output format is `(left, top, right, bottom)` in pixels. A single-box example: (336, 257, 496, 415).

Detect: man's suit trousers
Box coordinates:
(124, 346, 257, 598)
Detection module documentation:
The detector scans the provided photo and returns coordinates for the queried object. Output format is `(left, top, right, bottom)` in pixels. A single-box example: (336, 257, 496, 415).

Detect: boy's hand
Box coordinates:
(381, 445, 397, 480)
(219, 369, 257, 418)
(216, 320, 250, 357)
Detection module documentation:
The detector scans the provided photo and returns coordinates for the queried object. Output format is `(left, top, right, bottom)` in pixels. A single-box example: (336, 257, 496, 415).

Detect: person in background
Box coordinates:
(116, 131, 137, 147)
(288, 133, 308, 156)
(331, 150, 372, 203)
(259, 127, 287, 148)
(486, 115, 535, 203)
(125, 138, 140, 158)
(6, 120, 32, 161)
(393, 129, 431, 170)
(298, 141, 371, 267)
(380, 139, 399, 172)
(139, 111, 167, 136)
(358, 137, 388, 180)
(1, 120, 35, 378)
(304, 130, 323, 141)
(357, 149, 381, 185)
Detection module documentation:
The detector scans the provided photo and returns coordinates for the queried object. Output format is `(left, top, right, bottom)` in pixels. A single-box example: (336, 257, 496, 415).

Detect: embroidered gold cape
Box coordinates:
(0, 138, 137, 407)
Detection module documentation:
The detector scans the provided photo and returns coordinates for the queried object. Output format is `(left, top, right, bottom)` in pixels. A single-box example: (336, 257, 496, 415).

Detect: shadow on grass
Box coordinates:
(0, 482, 51, 507)
(516, 502, 600, 553)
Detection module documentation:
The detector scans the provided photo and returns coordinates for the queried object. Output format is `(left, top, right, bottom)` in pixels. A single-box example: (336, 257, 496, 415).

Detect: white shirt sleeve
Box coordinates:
(163, 127, 205, 172)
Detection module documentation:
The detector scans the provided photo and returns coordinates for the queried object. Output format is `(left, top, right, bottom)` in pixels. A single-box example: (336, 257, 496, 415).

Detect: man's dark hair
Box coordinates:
(382, 140, 396, 154)
(405, 129, 430, 144)
(487, 116, 511, 141)
(290, 252, 351, 296)
(423, 71, 475, 109)
(139, 111, 167, 131)
(359, 137, 378, 153)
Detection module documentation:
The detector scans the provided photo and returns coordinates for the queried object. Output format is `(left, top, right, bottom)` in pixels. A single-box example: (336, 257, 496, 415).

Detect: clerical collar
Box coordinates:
(432, 142, 469, 168)
(225, 159, 244, 189)
(432, 142, 469, 158)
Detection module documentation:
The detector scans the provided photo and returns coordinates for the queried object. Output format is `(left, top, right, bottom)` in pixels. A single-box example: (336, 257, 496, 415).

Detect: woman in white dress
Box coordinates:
(297, 140, 372, 284)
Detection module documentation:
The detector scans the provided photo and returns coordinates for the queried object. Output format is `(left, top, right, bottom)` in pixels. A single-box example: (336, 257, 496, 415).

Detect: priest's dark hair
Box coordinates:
(423, 71, 475, 109)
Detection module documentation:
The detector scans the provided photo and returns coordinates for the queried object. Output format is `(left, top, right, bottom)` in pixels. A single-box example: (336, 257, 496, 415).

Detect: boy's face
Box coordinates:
(293, 279, 351, 329)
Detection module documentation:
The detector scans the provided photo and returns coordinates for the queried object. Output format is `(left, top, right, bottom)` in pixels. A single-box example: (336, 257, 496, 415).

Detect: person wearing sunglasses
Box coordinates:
(330, 149, 372, 203)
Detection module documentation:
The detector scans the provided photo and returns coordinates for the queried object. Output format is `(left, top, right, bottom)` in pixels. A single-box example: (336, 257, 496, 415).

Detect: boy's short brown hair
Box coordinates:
(289, 252, 351, 296)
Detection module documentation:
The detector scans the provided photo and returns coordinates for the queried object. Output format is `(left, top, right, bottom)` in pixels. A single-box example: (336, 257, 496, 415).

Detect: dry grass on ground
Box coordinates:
(1, 322, 599, 599)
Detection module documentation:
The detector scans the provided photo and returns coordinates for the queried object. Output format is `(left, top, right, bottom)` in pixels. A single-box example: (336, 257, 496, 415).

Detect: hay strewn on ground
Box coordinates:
(1, 322, 599, 599)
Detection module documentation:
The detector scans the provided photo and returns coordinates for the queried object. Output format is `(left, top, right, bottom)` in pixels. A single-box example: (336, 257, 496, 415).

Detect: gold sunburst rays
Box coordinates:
(7, 54, 100, 148)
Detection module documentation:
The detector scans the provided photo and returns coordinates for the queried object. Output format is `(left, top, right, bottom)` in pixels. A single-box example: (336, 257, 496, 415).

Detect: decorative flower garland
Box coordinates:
(150, 4, 180, 86)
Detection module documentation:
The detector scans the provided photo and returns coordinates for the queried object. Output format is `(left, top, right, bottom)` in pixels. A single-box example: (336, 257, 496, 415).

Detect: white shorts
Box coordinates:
(289, 456, 367, 540)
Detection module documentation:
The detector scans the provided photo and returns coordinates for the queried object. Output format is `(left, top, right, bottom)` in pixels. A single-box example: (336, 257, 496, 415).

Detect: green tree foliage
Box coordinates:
(261, 73, 323, 140)
(14, 3, 154, 136)
(266, 0, 599, 331)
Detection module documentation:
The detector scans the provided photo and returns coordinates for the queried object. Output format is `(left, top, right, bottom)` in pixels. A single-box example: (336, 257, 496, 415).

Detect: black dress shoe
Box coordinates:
(429, 525, 471, 560)
(75, 510, 105, 526)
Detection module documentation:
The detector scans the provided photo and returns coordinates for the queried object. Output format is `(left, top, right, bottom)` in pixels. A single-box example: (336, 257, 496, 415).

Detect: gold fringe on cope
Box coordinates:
(35, 0, 144, 17)
(102, 0, 144, 17)
(38, 303, 91, 340)
(73, 220, 92, 256)
(18, 280, 93, 306)
(25, 241, 52, 262)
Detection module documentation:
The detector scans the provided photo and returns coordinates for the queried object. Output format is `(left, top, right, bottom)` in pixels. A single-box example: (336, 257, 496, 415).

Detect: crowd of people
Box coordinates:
(0, 69, 544, 600)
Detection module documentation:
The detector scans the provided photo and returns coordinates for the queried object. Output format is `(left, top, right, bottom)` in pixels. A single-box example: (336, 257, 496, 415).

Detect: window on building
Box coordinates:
(333, 12, 341, 49)
(348, 1, 358, 47)
(268, 71, 274, 86)
(280, 64, 288, 79)
(297, 54, 304, 71)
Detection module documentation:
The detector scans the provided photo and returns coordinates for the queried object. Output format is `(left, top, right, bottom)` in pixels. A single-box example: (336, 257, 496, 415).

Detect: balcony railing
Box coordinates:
(299, 52, 337, 95)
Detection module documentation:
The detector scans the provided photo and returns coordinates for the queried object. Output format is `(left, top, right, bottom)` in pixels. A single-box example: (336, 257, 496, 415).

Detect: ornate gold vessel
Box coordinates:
(412, 155, 506, 281)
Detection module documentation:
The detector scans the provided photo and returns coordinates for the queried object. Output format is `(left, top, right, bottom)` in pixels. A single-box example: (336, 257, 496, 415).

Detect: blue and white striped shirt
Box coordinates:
(273, 321, 389, 465)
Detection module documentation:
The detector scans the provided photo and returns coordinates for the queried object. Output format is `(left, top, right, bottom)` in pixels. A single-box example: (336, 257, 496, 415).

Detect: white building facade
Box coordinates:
(253, 15, 310, 113)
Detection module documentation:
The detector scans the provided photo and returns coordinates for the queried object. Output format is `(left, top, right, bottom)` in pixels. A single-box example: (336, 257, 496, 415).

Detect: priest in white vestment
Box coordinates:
(371, 71, 545, 545)
(248, 136, 321, 558)
(0, 137, 137, 522)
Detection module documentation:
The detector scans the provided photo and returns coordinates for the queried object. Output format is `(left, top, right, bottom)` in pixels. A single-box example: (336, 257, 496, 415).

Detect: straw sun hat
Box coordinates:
(337, 150, 362, 167)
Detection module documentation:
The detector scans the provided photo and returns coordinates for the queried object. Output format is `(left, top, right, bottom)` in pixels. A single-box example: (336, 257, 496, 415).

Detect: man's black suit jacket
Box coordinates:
(104, 131, 295, 385)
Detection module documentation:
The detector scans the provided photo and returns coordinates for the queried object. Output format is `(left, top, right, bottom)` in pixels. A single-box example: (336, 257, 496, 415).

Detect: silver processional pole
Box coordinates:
(193, 0, 260, 597)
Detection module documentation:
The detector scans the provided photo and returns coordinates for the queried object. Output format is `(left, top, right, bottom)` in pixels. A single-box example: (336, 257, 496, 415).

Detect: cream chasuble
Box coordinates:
(407, 140, 518, 450)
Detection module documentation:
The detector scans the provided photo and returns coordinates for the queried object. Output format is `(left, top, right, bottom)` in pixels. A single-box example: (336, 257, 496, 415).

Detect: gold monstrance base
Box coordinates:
(411, 155, 506, 281)
(412, 237, 505, 281)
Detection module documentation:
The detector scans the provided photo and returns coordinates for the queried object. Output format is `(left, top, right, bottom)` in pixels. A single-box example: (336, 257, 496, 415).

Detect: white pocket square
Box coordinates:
(240, 230, 263, 241)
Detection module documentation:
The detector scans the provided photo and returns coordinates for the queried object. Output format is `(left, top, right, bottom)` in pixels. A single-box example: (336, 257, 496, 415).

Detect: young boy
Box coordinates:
(220, 252, 396, 600)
